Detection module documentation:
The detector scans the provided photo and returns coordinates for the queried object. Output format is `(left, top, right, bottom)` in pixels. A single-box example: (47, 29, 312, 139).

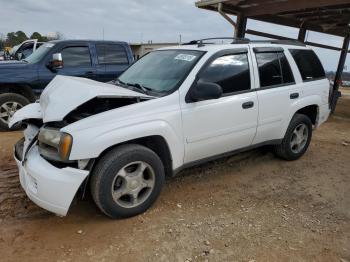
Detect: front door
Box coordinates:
(37, 44, 97, 91)
(181, 50, 258, 163)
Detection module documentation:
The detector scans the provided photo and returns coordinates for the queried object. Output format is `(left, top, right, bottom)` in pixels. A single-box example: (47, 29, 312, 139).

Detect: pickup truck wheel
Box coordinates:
(274, 114, 312, 161)
(90, 144, 165, 218)
(0, 93, 29, 131)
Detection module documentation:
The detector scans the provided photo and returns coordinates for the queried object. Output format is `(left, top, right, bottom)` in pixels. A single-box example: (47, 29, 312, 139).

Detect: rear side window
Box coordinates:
(96, 44, 128, 64)
(61, 46, 91, 67)
(289, 49, 325, 81)
(200, 53, 251, 94)
(255, 51, 294, 88)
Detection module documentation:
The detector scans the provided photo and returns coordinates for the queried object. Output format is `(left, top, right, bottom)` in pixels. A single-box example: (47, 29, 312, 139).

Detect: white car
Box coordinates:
(10, 39, 331, 218)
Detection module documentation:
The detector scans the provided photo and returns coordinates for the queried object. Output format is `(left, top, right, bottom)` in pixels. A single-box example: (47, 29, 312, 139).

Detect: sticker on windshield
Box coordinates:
(174, 54, 197, 62)
(44, 43, 55, 48)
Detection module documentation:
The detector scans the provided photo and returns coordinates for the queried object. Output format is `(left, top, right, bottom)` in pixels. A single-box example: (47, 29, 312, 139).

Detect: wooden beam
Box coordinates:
(240, 0, 350, 16)
(235, 15, 247, 37)
(331, 34, 350, 112)
(246, 29, 349, 52)
(245, 29, 296, 40)
(251, 15, 346, 37)
(304, 41, 344, 52)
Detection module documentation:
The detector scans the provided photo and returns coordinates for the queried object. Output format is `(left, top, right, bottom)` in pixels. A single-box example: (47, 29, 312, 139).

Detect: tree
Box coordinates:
(5, 31, 28, 46)
(15, 31, 28, 43)
(0, 33, 5, 49)
(30, 32, 48, 42)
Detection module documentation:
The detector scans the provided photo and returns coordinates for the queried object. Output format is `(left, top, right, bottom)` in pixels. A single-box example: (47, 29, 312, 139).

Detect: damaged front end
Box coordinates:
(10, 75, 153, 216)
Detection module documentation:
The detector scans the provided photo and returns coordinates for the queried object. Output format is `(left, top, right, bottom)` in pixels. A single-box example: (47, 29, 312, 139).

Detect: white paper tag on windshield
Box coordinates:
(175, 54, 196, 62)
(44, 43, 55, 48)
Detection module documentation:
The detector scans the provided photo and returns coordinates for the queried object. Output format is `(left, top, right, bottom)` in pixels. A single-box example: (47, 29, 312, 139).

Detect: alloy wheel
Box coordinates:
(290, 123, 309, 154)
(111, 161, 156, 208)
(0, 101, 23, 125)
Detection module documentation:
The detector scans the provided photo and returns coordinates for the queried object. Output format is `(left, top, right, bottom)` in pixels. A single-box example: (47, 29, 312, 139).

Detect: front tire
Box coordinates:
(0, 93, 29, 131)
(274, 114, 312, 161)
(90, 144, 165, 218)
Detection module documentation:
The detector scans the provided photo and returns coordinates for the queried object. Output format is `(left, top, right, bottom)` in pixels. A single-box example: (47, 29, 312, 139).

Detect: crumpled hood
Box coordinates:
(9, 75, 152, 127)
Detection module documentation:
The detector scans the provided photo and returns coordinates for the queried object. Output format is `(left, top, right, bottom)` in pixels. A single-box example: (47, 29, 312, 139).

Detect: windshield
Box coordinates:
(25, 42, 55, 64)
(118, 50, 204, 94)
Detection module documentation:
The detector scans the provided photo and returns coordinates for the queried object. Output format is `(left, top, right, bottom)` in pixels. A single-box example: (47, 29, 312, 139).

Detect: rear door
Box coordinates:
(95, 43, 130, 82)
(251, 46, 300, 144)
(181, 49, 258, 163)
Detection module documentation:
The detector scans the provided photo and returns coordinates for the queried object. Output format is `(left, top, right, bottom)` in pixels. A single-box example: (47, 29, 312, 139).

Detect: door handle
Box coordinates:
(242, 101, 254, 109)
(290, 93, 299, 99)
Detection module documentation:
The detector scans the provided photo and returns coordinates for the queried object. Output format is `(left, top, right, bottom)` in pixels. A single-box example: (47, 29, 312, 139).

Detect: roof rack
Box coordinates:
(182, 37, 306, 47)
(182, 37, 250, 47)
(249, 39, 306, 47)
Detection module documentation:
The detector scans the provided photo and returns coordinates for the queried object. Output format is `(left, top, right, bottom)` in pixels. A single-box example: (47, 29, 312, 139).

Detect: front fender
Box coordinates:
(65, 120, 184, 170)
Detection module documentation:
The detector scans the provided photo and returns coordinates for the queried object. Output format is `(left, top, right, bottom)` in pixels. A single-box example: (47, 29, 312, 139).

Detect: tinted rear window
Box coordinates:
(289, 49, 325, 81)
(255, 52, 294, 88)
(96, 44, 128, 64)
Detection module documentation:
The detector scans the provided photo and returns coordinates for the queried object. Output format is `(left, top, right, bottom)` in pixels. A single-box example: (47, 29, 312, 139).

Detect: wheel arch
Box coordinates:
(96, 135, 173, 177)
(295, 104, 319, 125)
(0, 84, 36, 102)
(280, 95, 323, 137)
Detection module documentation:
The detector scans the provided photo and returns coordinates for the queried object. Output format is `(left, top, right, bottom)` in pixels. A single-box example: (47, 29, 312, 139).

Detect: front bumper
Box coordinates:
(14, 140, 89, 216)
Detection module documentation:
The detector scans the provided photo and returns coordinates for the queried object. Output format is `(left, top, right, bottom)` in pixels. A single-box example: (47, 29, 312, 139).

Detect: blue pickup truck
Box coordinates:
(0, 40, 134, 130)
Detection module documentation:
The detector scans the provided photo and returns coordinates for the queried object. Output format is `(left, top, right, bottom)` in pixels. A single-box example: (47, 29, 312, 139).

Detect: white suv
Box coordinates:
(10, 39, 331, 218)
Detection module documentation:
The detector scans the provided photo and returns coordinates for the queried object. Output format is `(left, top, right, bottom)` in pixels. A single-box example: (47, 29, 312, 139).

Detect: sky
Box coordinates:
(0, 0, 349, 72)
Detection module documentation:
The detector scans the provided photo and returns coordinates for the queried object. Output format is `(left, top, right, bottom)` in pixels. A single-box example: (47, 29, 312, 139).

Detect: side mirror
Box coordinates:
(16, 52, 23, 60)
(189, 80, 222, 102)
(49, 53, 63, 70)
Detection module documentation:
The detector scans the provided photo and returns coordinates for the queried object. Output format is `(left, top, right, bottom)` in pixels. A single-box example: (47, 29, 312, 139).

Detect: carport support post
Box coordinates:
(331, 33, 350, 113)
(235, 14, 247, 38)
(298, 27, 307, 42)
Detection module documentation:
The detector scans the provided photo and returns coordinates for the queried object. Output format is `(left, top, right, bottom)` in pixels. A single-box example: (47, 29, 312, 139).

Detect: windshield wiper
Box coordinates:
(129, 83, 152, 94)
(115, 79, 152, 95)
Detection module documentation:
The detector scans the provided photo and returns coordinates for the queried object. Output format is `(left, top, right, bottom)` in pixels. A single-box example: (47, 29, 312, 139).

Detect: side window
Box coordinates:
(255, 51, 295, 88)
(61, 46, 91, 67)
(19, 43, 34, 59)
(278, 52, 294, 84)
(96, 44, 129, 64)
(289, 49, 325, 81)
(200, 53, 251, 94)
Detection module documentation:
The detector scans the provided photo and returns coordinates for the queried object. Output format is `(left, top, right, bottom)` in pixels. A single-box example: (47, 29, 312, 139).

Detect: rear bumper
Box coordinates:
(14, 141, 89, 216)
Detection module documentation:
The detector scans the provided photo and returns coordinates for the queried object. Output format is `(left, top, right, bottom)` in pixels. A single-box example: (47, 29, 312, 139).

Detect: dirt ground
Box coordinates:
(0, 92, 349, 262)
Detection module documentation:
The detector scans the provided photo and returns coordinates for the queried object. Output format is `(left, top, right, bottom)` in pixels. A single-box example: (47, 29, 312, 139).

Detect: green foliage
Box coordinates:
(1, 31, 49, 47)
(30, 32, 48, 42)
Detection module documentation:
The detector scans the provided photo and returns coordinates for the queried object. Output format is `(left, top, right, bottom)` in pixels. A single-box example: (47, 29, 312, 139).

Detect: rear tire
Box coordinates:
(90, 144, 165, 218)
(274, 114, 312, 161)
(0, 93, 29, 131)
